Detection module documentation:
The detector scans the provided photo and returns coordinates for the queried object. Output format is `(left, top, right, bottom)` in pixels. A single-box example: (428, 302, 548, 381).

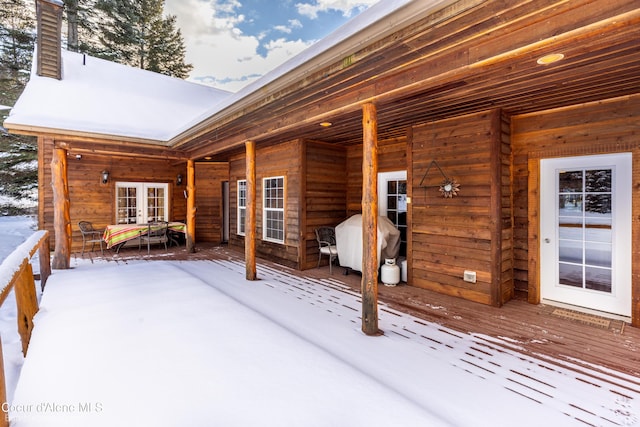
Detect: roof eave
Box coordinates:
(168, 0, 469, 150)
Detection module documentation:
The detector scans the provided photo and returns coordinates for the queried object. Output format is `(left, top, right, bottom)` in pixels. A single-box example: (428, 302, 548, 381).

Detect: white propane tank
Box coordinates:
(381, 258, 400, 287)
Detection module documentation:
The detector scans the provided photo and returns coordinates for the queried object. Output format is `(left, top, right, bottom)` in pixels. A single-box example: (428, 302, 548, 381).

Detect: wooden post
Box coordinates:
(38, 234, 51, 291)
(14, 260, 39, 356)
(51, 146, 71, 269)
(245, 140, 257, 280)
(186, 159, 197, 253)
(0, 335, 7, 427)
(361, 103, 380, 336)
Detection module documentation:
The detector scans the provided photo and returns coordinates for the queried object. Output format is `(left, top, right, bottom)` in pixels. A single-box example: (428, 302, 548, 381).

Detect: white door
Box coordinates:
(540, 153, 631, 317)
(116, 182, 169, 224)
(378, 171, 407, 257)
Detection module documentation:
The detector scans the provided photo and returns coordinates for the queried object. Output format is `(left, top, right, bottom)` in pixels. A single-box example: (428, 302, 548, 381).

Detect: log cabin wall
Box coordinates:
(194, 162, 229, 243)
(409, 109, 512, 306)
(228, 139, 303, 269)
(512, 94, 640, 324)
(345, 137, 408, 217)
(498, 112, 514, 305)
(38, 138, 187, 252)
(301, 141, 347, 270)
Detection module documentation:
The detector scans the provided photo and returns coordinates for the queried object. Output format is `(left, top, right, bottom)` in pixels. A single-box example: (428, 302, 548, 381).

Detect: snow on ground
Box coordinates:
(0, 217, 639, 426)
(0, 216, 36, 263)
(0, 216, 39, 406)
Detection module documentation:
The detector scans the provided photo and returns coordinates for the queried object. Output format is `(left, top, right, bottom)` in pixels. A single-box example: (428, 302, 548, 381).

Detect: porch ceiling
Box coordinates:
(177, 0, 640, 160)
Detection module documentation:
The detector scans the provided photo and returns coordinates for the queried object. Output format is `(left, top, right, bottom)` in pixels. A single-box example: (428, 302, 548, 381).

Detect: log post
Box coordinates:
(361, 102, 380, 336)
(38, 234, 51, 291)
(0, 335, 7, 427)
(186, 159, 197, 253)
(51, 146, 71, 269)
(245, 140, 257, 280)
(14, 260, 39, 356)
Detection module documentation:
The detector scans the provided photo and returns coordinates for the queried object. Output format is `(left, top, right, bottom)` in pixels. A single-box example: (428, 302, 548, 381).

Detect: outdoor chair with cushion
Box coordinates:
(78, 221, 105, 256)
(315, 226, 338, 274)
(139, 221, 169, 255)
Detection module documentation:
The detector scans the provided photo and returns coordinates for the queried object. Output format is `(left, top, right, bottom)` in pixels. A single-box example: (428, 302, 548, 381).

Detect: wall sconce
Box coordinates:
(101, 170, 109, 184)
(176, 174, 183, 186)
(75, 154, 82, 160)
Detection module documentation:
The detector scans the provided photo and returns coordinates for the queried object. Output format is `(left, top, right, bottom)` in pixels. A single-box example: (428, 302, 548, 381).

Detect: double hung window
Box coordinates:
(263, 176, 285, 243)
(237, 180, 247, 235)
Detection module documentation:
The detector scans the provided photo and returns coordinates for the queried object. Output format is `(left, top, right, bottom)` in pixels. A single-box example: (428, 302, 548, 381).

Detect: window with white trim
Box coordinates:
(263, 176, 285, 243)
(237, 179, 247, 235)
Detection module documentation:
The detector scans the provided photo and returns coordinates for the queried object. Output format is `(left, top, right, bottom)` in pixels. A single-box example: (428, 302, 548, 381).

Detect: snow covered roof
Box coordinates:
(4, 49, 232, 143)
(4, 0, 448, 145)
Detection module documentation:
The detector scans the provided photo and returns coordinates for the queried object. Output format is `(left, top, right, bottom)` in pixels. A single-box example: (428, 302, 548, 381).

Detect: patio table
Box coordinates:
(103, 222, 186, 250)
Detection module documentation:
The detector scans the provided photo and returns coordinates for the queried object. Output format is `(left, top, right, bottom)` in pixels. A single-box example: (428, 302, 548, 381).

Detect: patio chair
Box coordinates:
(78, 221, 104, 256)
(168, 220, 185, 247)
(315, 226, 338, 274)
(139, 221, 169, 255)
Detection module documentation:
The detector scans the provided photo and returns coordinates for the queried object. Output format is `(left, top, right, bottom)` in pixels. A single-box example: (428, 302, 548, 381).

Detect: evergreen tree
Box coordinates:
(0, 0, 38, 215)
(0, 0, 35, 81)
(147, 15, 192, 79)
(63, 0, 103, 55)
(95, 0, 192, 78)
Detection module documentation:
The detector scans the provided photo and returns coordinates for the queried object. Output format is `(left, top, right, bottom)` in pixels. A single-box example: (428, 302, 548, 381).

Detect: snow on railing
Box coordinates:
(0, 230, 50, 427)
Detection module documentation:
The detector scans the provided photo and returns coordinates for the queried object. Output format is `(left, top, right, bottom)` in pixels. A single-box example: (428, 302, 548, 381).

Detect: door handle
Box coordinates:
(544, 238, 551, 243)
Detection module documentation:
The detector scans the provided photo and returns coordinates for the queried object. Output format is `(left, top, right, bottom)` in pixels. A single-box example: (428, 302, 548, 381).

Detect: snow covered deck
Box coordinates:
(6, 254, 640, 426)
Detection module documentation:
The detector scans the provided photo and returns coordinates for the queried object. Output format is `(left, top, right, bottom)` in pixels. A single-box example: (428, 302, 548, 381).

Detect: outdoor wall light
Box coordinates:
(101, 170, 109, 184)
(176, 174, 183, 186)
(75, 154, 82, 160)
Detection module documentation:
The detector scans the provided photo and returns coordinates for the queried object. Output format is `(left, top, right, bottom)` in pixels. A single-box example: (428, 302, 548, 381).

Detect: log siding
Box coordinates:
(513, 94, 640, 325)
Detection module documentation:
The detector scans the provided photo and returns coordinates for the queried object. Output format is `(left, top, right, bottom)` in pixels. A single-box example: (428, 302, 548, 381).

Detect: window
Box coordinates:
(116, 182, 168, 224)
(263, 176, 285, 243)
(237, 180, 247, 235)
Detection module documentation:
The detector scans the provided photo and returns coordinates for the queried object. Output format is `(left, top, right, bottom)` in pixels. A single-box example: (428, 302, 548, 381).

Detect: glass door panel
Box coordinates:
(540, 153, 631, 317)
(115, 182, 168, 224)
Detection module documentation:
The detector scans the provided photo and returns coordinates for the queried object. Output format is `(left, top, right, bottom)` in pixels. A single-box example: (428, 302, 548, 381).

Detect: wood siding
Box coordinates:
(409, 109, 512, 306)
(229, 140, 303, 269)
(346, 137, 408, 216)
(512, 94, 640, 325)
(194, 162, 229, 243)
(35, 0, 62, 79)
(38, 139, 188, 252)
(302, 141, 347, 270)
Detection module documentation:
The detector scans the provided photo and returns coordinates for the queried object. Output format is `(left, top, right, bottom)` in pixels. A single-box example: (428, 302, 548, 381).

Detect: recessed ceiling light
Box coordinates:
(319, 121, 332, 127)
(204, 156, 212, 160)
(537, 53, 565, 65)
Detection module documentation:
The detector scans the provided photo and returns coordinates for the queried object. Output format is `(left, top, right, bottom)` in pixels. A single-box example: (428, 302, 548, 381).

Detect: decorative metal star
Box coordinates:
(439, 178, 460, 198)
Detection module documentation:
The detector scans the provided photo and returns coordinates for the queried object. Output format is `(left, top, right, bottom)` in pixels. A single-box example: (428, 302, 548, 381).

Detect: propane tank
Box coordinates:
(381, 258, 400, 287)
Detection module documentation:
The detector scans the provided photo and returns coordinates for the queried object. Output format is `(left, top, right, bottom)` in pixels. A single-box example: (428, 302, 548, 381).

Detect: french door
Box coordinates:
(115, 182, 169, 224)
(540, 154, 631, 317)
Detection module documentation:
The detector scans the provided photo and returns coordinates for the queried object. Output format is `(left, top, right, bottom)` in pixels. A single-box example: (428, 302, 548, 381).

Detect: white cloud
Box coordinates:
(165, 0, 314, 92)
(274, 20, 302, 34)
(295, 0, 378, 19)
(273, 25, 291, 34)
(164, 0, 374, 92)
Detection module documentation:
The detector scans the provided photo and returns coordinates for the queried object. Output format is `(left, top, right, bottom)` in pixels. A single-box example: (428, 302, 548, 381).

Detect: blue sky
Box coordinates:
(164, 0, 378, 92)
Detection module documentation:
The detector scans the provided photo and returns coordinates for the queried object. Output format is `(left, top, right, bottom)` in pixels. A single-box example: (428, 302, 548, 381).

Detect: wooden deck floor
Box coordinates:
(78, 243, 640, 379)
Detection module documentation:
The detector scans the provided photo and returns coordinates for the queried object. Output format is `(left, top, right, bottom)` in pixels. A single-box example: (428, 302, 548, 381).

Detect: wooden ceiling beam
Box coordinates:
(53, 140, 188, 161)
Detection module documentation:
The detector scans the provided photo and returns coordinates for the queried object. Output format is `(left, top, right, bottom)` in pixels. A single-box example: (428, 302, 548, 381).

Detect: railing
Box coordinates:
(0, 231, 50, 427)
